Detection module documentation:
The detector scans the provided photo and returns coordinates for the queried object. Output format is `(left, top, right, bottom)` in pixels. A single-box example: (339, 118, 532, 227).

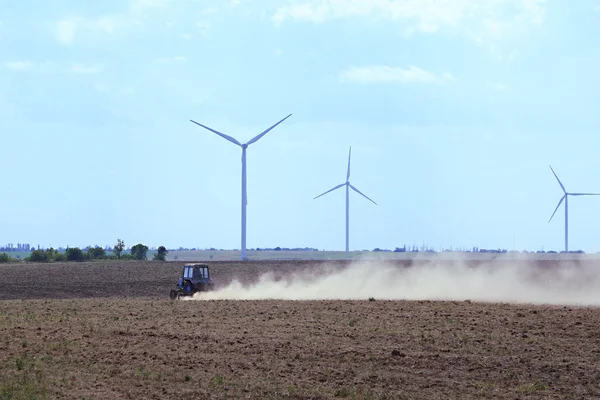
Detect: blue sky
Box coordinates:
(2, 0, 600, 252)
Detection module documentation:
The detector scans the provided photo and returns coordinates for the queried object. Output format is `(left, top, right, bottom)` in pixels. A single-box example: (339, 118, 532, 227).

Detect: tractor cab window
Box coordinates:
(184, 267, 193, 279)
(194, 267, 208, 278)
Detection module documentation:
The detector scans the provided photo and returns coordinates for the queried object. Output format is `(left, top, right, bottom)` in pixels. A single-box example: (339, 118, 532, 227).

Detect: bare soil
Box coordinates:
(0, 260, 343, 300)
(1, 260, 600, 399)
(1, 259, 595, 301)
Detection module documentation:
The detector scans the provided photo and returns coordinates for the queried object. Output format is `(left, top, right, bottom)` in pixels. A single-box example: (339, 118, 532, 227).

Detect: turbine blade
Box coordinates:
(246, 114, 292, 146)
(569, 193, 600, 196)
(314, 183, 345, 200)
(347, 146, 352, 182)
(190, 120, 242, 147)
(349, 184, 377, 205)
(548, 195, 566, 223)
(549, 165, 567, 194)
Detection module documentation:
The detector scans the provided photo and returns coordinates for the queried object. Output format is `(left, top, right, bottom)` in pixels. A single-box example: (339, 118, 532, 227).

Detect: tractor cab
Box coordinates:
(184, 264, 210, 280)
(171, 263, 215, 299)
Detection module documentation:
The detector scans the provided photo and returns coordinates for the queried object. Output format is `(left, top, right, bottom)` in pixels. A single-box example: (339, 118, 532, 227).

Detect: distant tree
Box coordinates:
(45, 247, 58, 258)
(53, 252, 67, 262)
(0, 253, 12, 263)
(45, 248, 66, 262)
(87, 246, 106, 260)
(66, 247, 85, 262)
(113, 239, 125, 259)
(153, 246, 168, 261)
(29, 249, 50, 262)
(131, 243, 149, 260)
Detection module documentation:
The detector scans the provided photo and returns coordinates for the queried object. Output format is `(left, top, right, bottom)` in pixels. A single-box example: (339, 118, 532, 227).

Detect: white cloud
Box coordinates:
(3, 61, 105, 75)
(200, 7, 218, 15)
(70, 63, 105, 74)
(57, 19, 77, 45)
(130, 0, 172, 12)
(55, 15, 128, 46)
(340, 65, 456, 85)
(95, 82, 137, 96)
(486, 81, 507, 91)
(196, 21, 211, 38)
(197, 21, 211, 30)
(94, 16, 122, 34)
(2, 61, 58, 73)
(55, 0, 166, 46)
(273, 0, 546, 42)
(4, 61, 35, 71)
(157, 56, 187, 63)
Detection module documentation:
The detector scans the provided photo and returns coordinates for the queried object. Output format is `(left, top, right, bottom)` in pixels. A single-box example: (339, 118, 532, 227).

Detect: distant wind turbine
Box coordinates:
(190, 114, 292, 260)
(314, 147, 377, 252)
(548, 165, 600, 252)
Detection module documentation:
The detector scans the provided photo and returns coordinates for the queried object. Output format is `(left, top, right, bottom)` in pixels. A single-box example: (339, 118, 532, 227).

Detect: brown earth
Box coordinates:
(1, 259, 596, 301)
(1, 260, 600, 399)
(0, 260, 343, 300)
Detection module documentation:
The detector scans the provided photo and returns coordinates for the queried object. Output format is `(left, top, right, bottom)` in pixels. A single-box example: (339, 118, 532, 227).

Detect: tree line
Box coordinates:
(0, 239, 169, 263)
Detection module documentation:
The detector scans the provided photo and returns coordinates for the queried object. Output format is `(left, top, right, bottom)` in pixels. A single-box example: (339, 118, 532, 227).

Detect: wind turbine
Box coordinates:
(314, 146, 377, 252)
(548, 165, 600, 252)
(190, 114, 292, 260)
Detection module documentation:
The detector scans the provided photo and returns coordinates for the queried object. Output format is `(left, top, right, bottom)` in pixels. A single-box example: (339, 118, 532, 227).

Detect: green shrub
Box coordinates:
(131, 243, 149, 260)
(29, 250, 49, 263)
(45, 248, 62, 262)
(66, 248, 85, 262)
(0, 253, 12, 263)
(86, 246, 106, 260)
(52, 252, 67, 262)
(113, 239, 125, 259)
(153, 246, 168, 261)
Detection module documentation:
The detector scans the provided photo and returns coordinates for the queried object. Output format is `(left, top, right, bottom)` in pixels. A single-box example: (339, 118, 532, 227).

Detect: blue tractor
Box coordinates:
(170, 264, 215, 299)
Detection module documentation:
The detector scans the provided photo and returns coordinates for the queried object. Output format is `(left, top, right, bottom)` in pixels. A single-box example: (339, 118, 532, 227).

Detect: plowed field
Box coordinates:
(1, 260, 599, 399)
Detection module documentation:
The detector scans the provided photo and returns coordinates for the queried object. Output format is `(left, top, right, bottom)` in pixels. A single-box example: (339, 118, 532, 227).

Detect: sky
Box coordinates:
(2, 0, 600, 253)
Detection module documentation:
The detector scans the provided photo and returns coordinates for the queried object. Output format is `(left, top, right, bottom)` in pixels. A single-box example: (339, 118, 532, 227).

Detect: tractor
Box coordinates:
(169, 263, 215, 300)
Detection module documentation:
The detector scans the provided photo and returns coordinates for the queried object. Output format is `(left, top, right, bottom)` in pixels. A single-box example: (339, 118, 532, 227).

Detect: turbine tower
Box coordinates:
(314, 146, 377, 252)
(190, 114, 292, 260)
(548, 165, 600, 252)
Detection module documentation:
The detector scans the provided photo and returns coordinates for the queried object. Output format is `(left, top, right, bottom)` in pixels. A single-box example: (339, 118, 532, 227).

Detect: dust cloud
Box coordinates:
(187, 258, 600, 306)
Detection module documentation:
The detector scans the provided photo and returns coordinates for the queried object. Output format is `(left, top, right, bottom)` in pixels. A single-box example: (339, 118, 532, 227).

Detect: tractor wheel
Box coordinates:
(169, 289, 177, 300)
